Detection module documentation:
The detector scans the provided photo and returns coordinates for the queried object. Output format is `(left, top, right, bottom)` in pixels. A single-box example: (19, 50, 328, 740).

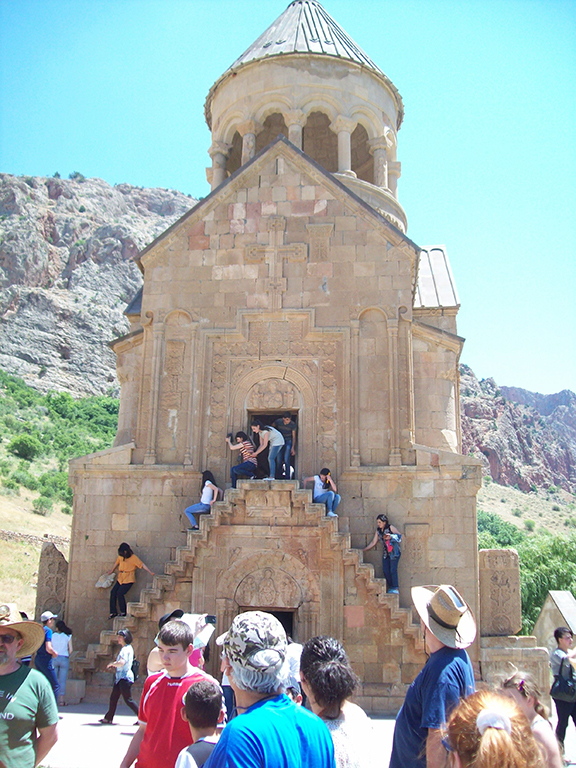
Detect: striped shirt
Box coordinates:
(239, 440, 257, 465)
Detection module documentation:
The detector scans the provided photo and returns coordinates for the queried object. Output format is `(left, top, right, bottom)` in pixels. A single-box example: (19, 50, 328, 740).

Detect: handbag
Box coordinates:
(95, 573, 116, 589)
(550, 657, 576, 702)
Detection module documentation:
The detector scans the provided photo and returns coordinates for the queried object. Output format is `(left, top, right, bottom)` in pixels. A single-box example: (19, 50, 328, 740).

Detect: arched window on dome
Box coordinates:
(302, 112, 338, 173)
(227, 131, 243, 176)
(255, 113, 288, 154)
(351, 124, 374, 184)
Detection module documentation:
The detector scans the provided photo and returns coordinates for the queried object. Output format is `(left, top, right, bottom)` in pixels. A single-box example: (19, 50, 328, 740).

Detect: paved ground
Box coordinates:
(43, 701, 576, 768)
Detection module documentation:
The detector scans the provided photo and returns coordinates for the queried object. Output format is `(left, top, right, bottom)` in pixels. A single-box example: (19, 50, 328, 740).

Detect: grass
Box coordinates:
(0, 538, 43, 616)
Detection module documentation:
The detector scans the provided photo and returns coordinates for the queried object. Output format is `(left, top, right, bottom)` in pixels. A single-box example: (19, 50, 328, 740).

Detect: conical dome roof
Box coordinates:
(206, 0, 403, 128)
(230, 0, 382, 74)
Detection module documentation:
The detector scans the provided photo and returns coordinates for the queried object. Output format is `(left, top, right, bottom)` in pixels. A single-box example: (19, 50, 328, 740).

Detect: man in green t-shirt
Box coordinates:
(0, 605, 58, 768)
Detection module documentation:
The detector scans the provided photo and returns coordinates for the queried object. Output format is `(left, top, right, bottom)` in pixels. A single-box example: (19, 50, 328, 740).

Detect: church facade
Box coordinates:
(66, 1, 547, 712)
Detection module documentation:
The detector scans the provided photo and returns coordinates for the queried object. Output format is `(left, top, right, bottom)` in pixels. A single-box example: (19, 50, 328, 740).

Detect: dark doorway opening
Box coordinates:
(269, 610, 294, 639)
(249, 411, 298, 480)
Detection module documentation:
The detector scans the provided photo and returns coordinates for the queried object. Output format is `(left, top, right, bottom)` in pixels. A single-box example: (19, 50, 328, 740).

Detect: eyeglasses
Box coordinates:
(0, 634, 18, 645)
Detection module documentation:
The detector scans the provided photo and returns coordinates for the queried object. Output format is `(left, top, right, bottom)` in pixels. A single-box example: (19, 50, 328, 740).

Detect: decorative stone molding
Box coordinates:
(306, 223, 334, 261)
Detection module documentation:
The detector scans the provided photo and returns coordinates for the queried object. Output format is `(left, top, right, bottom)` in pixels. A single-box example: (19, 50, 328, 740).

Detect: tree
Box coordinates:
(7, 434, 41, 461)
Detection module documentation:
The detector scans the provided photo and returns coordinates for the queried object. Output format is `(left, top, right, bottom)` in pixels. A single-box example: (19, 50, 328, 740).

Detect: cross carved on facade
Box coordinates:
(246, 216, 307, 311)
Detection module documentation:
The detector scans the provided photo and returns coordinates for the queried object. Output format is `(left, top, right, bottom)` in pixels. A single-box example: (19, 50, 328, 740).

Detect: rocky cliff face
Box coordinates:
(460, 365, 576, 493)
(0, 173, 195, 395)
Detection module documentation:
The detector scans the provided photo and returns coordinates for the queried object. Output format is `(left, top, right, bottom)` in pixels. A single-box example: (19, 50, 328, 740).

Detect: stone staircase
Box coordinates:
(71, 480, 422, 702)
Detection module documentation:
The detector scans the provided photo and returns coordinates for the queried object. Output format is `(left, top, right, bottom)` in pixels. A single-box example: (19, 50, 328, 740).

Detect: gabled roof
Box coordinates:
(134, 134, 420, 268)
(414, 246, 459, 309)
(206, 1, 403, 129)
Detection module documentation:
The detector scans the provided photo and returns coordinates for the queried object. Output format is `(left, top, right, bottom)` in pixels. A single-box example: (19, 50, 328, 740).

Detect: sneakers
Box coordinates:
(326, 511, 338, 518)
(388, 588, 399, 594)
(99, 718, 113, 725)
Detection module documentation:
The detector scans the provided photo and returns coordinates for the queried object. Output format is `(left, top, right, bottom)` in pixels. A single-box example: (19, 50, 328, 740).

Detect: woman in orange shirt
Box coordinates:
(107, 542, 154, 619)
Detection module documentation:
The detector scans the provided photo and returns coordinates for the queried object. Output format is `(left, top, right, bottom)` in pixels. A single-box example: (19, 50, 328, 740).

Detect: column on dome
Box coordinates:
(237, 120, 262, 165)
(330, 115, 357, 176)
(368, 137, 389, 189)
(388, 161, 401, 199)
(284, 110, 307, 150)
(208, 141, 232, 190)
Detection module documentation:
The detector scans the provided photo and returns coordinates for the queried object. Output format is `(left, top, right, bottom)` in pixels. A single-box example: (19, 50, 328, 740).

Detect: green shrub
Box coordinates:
(524, 519, 535, 532)
(78, 205, 86, 213)
(512, 508, 522, 517)
(0, 460, 12, 476)
(32, 496, 53, 516)
(552, 505, 560, 512)
(1, 477, 20, 493)
(7, 434, 42, 461)
(61, 505, 73, 515)
(68, 171, 85, 182)
(11, 470, 39, 491)
(477, 510, 525, 548)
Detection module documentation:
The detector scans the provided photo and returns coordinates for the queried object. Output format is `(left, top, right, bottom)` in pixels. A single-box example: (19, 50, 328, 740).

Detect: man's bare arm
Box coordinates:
(35, 724, 58, 766)
(426, 728, 448, 768)
(120, 723, 146, 768)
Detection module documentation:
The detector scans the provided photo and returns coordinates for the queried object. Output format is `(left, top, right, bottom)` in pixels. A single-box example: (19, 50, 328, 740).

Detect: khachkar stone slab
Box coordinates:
(479, 549, 522, 636)
(35, 542, 68, 621)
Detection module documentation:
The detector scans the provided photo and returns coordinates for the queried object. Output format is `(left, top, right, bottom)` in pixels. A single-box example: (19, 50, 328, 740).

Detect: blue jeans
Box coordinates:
(35, 655, 60, 698)
(281, 439, 293, 479)
(268, 444, 283, 478)
(314, 491, 341, 514)
(184, 502, 210, 527)
(231, 461, 257, 488)
(53, 655, 70, 697)
(383, 556, 400, 590)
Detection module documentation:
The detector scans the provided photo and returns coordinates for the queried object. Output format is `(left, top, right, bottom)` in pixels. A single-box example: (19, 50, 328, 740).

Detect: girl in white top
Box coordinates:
(501, 670, 563, 768)
(303, 468, 341, 517)
(52, 619, 73, 706)
(184, 471, 222, 529)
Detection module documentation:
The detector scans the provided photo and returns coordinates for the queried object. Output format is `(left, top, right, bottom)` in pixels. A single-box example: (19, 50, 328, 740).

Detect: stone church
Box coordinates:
(66, 0, 547, 711)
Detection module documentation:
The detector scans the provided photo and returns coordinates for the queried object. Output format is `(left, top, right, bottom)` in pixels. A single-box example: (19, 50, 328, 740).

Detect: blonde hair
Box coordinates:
(445, 690, 543, 768)
(501, 670, 549, 720)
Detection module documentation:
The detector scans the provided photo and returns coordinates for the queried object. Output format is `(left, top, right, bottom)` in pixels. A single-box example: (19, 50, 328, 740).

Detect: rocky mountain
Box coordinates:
(1, 173, 574, 494)
(0, 173, 195, 396)
(461, 365, 576, 493)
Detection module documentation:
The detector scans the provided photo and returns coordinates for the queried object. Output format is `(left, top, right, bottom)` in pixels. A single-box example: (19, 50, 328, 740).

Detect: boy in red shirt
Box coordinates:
(120, 621, 212, 768)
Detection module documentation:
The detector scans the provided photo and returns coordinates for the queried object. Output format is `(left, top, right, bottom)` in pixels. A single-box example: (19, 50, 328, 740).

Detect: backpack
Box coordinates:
(131, 658, 140, 682)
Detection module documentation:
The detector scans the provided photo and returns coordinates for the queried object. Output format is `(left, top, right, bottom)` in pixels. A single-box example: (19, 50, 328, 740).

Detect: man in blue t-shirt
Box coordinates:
(389, 584, 476, 768)
(206, 611, 335, 768)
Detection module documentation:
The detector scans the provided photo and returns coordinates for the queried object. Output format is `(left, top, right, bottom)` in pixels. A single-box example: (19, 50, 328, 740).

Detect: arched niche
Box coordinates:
(359, 308, 390, 465)
(255, 113, 288, 154)
(351, 123, 373, 184)
(302, 112, 338, 172)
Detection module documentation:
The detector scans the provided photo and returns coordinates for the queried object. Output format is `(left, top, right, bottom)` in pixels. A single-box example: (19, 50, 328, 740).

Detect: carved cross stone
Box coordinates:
(246, 216, 306, 311)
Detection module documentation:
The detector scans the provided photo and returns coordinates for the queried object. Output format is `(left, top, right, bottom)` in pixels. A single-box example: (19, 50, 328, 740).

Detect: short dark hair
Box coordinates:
(158, 620, 194, 649)
(117, 629, 133, 644)
(183, 679, 222, 729)
(300, 636, 358, 717)
(555, 626, 573, 643)
(282, 412, 291, 419)
(118, 542, 133, 558)
(319, 468, 330, 476)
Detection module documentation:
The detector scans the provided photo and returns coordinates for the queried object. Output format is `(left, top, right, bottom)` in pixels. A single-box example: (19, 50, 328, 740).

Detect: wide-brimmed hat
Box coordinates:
(0, 604, 45, 657)
(216, 610, 286, 671)
(411, 585, 476, 649)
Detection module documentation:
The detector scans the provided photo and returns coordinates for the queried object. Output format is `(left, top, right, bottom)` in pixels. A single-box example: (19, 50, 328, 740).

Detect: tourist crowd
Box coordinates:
(0, 581, 568, 768)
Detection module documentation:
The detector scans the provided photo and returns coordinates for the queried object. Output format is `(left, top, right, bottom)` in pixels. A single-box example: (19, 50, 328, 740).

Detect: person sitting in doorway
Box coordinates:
(250, 420, 285, 480)
(273, 412, 297, 479)
(226, 432, 257, 488)
(183, 471, 222, 530)
(303, 469, 341, 518)
(362, 514, 402, 594)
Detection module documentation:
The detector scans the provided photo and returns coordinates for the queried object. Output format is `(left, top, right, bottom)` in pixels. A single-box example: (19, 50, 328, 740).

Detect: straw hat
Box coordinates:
(0, 604, 46, 658)
(411, 585, 476, 649)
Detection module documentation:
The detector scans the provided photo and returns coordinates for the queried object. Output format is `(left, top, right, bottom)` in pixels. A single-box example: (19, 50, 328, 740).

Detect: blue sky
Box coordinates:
(1, 0, 575, 394)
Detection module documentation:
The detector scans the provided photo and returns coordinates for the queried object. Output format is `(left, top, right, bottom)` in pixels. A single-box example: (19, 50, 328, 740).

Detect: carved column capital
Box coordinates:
(236, 120, 263, 137)
(208, 141, 232, 161)
(285, 109, 307, 128)
(329, 115, 357, 136)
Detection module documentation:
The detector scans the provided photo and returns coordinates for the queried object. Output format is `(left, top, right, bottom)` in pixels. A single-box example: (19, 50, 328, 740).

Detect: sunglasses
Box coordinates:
(0, 634, 18, 645)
